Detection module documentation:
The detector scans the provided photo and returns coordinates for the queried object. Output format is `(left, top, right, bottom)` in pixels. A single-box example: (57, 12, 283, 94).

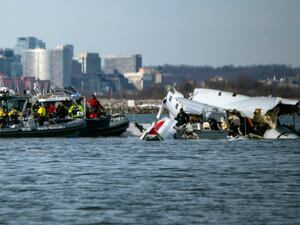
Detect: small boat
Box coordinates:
(0, 88, 86, 138)
(0, 119, 86, 138)
(36, 90, 129, 137)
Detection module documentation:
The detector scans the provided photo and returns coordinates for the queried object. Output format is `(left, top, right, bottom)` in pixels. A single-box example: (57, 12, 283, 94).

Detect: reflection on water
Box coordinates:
(0, 136, 299, 225)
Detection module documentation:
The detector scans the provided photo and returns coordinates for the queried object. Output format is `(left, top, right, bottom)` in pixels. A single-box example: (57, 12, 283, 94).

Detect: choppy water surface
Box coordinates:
(0, 119, 300, 225)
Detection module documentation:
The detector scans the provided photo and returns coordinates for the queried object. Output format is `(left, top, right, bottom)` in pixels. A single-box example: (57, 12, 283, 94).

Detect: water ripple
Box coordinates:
(0, 137, 299, 225)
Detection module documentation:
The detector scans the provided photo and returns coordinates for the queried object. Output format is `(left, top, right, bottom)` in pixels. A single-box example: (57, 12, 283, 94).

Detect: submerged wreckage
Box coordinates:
(141, 88, 300, 140)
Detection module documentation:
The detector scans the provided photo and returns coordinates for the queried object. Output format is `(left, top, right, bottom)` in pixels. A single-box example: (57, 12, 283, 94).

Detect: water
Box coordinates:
(0, 116, 300, 225)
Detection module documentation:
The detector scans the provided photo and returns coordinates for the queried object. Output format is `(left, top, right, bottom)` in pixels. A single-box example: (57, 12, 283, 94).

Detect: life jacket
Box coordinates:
(47, 104, 56, 114)
(37, 106, 46, 117)
(68, 104, 77, 114)
(8, 109, 19, 117)
(88, 98, 100, 108)
(69, 104, 83, 117)
(0, 109, 6, 119)
(89, 112, 99, 119)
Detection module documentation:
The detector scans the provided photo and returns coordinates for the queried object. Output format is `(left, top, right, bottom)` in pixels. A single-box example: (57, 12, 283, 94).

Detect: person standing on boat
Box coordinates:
(23, 103, 32, 119)
(8, 108, 20, 125)
(32, 101, 39, 115)
(68, 101, 84, 118)
(56, 102, 69, 119)
(175, 108, 190, 127)
(37, 104, 46, 126)
(47, 103, 56, 119)
(0, 107, 8, 128)
(88, 94, 104, 118)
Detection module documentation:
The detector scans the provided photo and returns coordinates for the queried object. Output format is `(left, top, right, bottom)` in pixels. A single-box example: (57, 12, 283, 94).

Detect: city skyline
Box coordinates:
(1, 0, 300, 67)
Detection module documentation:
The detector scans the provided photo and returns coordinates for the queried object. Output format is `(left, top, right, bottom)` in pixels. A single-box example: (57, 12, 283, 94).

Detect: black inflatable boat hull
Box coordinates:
(79, 117, 130, 137)
(0, 119, 86, 138)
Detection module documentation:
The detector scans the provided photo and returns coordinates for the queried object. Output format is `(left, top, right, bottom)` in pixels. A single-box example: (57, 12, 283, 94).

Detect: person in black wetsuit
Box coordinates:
(56, 102, 68, 119)
(175, 108, 190, 126)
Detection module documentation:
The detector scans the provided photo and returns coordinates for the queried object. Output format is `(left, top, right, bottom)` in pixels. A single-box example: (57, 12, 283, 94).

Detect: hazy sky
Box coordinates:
(1, 0, 299, 66)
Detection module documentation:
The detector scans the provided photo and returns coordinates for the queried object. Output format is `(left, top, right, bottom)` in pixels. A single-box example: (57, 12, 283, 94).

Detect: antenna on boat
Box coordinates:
(33, 81, 43, 97)
(0, 76, 4, 87)
(16, 84, 20, 95)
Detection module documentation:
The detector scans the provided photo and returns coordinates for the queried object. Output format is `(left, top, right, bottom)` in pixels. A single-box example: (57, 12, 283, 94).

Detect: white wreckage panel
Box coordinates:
(192, 88, 299, 119)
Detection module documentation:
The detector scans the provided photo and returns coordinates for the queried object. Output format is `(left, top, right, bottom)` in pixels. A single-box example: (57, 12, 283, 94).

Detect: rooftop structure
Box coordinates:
(14, 36, 46, 56)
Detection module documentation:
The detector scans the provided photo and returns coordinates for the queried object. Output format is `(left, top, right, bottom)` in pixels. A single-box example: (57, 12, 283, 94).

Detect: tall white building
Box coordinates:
(22, 45, 73, 88)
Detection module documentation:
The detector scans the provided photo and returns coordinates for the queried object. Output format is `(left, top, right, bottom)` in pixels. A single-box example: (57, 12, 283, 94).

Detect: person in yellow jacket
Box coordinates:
(8, 108, 20, 125)
(68, 102, 84, 118)
(37, 104, 47, 126)
(0, 107, 8, 128)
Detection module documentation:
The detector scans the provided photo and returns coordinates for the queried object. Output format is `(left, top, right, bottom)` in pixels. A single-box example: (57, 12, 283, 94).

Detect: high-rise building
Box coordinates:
(10, 62, 23, 77)
(0, 58, 12, 76)
(79, 52, 101, 75)
(104, 54, 142, 74)
(0, 48, 14, 76)
(22, 45, 73, 88)
(14, 37, 46, 56)
(11, 37, 45, 77)
(52, 44, 73, 87)
(0, 48, 14, 58)
(72, 60, 82, 78)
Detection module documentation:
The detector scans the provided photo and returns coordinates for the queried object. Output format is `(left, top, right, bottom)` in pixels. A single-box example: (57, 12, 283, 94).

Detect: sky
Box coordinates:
(1, 0, 299, 66)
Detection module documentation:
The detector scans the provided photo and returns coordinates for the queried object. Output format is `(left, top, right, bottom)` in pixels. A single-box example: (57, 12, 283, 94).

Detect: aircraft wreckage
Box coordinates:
(141, 88, 300, 140)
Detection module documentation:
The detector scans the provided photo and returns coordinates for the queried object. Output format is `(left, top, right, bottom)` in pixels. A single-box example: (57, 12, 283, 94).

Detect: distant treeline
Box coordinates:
(157, 64, 299, 82)
(204, 74, 300, 99)
(154, 64, 300, 99)
(113, 64, 300, 99)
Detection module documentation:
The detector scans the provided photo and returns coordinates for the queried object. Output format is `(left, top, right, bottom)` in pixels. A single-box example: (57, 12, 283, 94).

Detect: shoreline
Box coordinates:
(100, 99, 162, 114)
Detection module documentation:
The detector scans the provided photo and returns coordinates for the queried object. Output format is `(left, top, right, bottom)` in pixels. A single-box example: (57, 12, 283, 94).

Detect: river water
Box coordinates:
(0, 115, 300, 225)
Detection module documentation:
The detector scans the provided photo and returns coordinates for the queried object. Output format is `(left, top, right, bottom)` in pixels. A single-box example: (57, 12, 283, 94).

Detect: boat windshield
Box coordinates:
(0, 97, 27, 112)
